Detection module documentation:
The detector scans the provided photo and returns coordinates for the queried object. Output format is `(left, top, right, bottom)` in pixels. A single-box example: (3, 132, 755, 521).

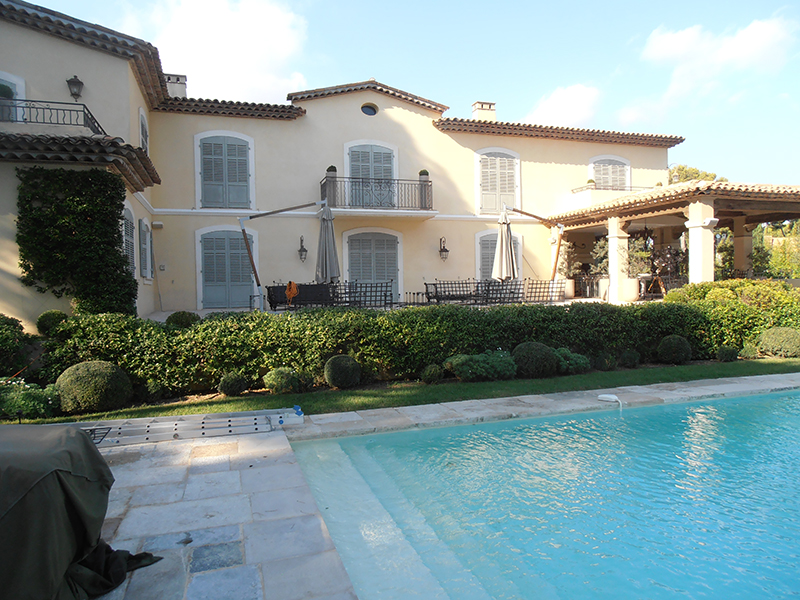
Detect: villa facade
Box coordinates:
(2, 0, 800, 332)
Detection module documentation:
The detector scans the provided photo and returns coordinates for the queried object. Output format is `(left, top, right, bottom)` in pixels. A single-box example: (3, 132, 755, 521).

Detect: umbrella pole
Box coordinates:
(238, 218, 263, 310)
(237, 200, 325, 311)
(506, 206, 565, 282)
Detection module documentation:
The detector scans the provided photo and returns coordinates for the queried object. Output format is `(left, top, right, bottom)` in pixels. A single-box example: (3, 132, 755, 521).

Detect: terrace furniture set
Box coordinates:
(424, 278, 566, 305)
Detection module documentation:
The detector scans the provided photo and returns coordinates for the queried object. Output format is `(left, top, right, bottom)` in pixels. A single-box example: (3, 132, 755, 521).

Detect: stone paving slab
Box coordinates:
(98, 430, 357, 600)
(98, 372, 800, 600)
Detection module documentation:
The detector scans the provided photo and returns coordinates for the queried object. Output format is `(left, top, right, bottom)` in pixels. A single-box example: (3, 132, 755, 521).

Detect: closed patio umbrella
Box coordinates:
(315, 205, 340, 283)
(492, 207, 518, 281)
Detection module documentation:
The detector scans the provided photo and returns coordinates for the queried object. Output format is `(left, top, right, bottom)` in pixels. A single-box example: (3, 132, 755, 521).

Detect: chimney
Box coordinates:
(472, 101, 496, 121)
(165, 74, 188, 98)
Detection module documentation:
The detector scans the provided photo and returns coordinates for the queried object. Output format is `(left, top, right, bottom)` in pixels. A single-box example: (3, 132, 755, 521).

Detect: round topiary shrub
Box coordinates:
(165, 310, 201, 328)
(262, 368, 302, 394)
(218, 372, 248, 396)
(758, 327, 800, 358)
(716, 345, 739, 362)
(56, 360, 133, 414)
(657, 334, 692, 365)
(512, 342, 558, 379)
(420, 364, 443, 385)
(324, 355, 362, 389)
(36, 310, 68, 337)
(618, 349, 641, 369)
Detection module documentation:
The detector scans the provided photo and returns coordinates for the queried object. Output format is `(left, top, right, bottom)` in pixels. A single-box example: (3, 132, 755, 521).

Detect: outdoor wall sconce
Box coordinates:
(66, 75, 84, 101)
(439, 237, 449, 261)
(298, 236, 308, 262)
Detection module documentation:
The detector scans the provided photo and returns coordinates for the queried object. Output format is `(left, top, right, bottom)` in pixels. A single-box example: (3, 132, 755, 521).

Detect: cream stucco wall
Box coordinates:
(0, 20, 135, 139)
(142, 88, 673, 311)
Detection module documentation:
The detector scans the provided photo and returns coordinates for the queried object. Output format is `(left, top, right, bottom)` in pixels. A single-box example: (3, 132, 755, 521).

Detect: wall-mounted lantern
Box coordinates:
(298, 236, 308, 262)
(439, 237, 449, 261)
(66, 75, 84, 101)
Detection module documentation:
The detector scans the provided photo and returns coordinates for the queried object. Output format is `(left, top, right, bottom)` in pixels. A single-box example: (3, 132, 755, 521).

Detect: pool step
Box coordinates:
(295, 440, 453, 599)
(343, 444, 495, 600)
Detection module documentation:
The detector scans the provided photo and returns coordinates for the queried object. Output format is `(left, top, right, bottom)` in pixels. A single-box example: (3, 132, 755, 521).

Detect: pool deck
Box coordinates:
(98, 372, 800, 600)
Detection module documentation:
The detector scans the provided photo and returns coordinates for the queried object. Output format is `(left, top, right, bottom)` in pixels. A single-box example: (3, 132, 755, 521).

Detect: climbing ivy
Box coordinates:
(15, 167, 137, 315)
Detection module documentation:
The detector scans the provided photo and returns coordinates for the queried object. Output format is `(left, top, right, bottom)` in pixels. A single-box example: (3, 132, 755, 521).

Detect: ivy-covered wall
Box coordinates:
(15, 167, 137, 316)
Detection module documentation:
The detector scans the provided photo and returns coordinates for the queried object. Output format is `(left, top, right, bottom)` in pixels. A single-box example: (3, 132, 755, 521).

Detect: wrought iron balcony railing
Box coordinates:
(320, 174, 433, 210)
(0, 99, 107, 135)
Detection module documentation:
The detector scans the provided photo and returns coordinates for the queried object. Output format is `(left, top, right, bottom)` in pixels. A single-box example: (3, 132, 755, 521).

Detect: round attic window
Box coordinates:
(361, 103, 378, 116)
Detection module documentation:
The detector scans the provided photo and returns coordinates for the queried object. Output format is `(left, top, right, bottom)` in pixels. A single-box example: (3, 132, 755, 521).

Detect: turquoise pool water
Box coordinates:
(293, 393, 800, 599)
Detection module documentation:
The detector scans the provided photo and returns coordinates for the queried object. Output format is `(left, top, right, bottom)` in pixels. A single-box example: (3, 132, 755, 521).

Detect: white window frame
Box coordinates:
(139, 107, 149, 155)
(195, 225, 259, 311)
(138, 217, 153, 281)
(343, 139, 399, 179)
(474, 147, 521, 214)
(588, 154, 631, 190)
(475, 229, 523, 280)
(194, 130, 256, 210)
(342, 226, 404, 298)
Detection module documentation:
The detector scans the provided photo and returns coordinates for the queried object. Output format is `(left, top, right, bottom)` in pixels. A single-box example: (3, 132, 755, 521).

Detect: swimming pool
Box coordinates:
(293, 393, 800, 599)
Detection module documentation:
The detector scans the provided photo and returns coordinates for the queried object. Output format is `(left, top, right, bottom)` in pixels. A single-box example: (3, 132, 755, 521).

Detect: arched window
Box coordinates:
(344, 228, 401, 301)
(139, 108, 149, 155)
(138, 219, 153, 279)
(198, 229, 256, 309)
(476, 231, 522, 280)
(195, 131, 254, 209)
(591, 156, 630, 190)
(476, 148, 520, 214)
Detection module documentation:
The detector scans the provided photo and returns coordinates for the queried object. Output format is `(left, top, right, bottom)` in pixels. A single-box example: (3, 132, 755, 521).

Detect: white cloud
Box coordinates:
(140, 0, 308, 103)
(620, 17, 798, 125)
(524, 84, 601, 128)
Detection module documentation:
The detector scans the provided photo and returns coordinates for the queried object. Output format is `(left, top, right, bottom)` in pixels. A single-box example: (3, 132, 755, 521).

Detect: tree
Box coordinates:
(668, 164, 728, 184)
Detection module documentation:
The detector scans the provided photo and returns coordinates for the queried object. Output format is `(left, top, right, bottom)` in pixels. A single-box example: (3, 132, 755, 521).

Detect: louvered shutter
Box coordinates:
(201, 137, 225, 207)
(139, 220, 149, 277)
(228, 233, 254, 308)
(348, 233, 398, 299)
(480, 235, 496, 280)
(0, 78, 17, 122)
(123, 210, 135, 273)
(349, 145, 394, 207)
(480, 152, 516, 213)
(140, 115, 149, 155)
(202, 233, 229, 308)
(593, 159, 627, 190)
(226, 140, 250, 208)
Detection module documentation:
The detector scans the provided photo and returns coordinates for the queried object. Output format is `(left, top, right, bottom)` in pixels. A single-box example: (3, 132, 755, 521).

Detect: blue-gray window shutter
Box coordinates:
(123, 209, 135, 273)
(201, 136, 249, 208)
(139, 219, 149, 277)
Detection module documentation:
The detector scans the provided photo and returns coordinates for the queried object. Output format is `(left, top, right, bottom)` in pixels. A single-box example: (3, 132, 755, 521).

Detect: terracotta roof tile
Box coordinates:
(153, 97, 305, 120)
(434, 118, 685, 148)
(287, 80, 449, 113)
(549, 180, 800, 226)
(0, 0, 169, 108)
(0, 132, 160, 192)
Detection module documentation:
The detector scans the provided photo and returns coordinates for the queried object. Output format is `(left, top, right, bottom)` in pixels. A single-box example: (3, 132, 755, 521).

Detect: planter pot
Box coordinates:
(564, 279, 575, 299)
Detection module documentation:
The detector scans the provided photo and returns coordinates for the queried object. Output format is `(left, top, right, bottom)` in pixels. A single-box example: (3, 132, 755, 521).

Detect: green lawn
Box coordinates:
(35, 358, 800, 424)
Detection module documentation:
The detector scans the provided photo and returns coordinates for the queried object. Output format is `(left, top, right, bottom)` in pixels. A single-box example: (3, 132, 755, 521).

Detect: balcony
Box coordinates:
(320, 173, 434, 214)
(0, 99, 106, 135)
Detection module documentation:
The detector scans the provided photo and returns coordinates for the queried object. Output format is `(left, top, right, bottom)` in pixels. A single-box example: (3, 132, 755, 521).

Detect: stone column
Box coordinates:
(733, 216, 753, 273)
(685, 200, 716, 283)
(607, 216, 629, 304)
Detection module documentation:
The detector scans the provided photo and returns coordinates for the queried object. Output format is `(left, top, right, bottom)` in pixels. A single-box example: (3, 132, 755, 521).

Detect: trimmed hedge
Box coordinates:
(758, 327, 800, 358)
(38, 288, 800, 396)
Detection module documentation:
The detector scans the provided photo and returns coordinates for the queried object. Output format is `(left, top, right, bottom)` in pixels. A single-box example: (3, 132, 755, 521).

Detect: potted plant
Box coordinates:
(557, 240, 582, 298)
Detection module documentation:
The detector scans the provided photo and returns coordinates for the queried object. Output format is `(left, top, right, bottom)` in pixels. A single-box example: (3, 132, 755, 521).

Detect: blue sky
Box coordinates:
(38, 0, 799, 184)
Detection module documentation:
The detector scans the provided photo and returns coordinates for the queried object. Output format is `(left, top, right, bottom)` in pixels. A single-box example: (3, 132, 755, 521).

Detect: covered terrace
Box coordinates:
(549, 180, 800, 303)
